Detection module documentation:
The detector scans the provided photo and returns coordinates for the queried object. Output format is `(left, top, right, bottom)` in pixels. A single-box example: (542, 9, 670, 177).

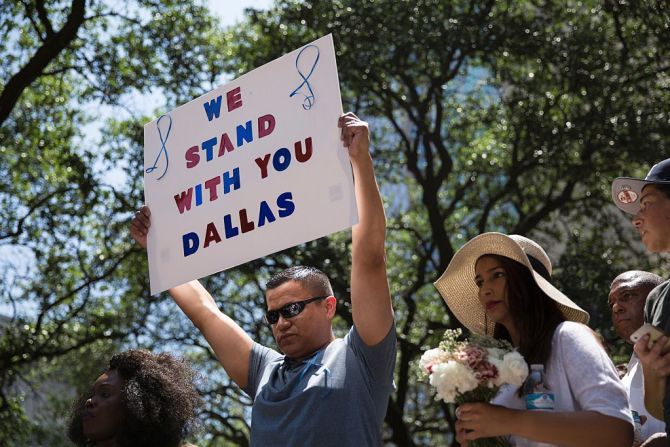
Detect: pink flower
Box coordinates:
(456, 345, 487, 369)
(473, 360, 498, 383)
(454, 346, 499, 384)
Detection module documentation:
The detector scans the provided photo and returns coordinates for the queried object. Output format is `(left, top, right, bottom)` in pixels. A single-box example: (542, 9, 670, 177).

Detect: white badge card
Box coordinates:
(143, 34, 357, 294)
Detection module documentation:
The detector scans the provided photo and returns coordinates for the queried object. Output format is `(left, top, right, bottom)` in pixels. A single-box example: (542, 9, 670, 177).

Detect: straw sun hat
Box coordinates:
(433, 233, 589, 335)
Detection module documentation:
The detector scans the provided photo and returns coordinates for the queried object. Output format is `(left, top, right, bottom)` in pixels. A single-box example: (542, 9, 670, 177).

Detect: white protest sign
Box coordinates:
(143, 34, 357, 294)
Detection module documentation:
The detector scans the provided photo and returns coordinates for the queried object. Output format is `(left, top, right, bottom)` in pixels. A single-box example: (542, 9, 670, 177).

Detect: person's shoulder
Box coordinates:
(252, 342, 283, 363)
(554, 320, 590, 336)
(552, 322, 611, 367)
(553, 321, 602, 347)
(347, 323, 396, 348)
(645, 278, 670, 328)
(343, 325, 357, 345)
(648, 278, 670, 300)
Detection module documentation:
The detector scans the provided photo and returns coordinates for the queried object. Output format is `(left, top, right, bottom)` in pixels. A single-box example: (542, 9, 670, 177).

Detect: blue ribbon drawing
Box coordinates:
(145, 114, 172, 180)
(289, 44, 320, 110)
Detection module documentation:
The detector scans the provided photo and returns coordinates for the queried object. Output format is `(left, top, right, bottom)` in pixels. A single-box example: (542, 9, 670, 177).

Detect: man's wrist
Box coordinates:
(349, 151, 373, 167)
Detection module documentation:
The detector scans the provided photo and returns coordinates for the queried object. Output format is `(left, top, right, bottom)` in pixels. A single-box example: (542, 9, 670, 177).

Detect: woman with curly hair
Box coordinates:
(67, 349, 202, 447)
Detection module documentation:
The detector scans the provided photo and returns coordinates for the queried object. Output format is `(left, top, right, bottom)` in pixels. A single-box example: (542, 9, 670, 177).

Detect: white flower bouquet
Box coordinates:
(419, 329, 529, 447)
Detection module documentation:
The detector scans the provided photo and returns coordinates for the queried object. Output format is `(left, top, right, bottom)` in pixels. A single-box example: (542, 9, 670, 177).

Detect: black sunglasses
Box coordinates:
(264, 296, 328, 325)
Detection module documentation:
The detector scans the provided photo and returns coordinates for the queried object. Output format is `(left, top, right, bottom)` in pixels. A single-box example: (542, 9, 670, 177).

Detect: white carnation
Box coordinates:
(486, 347, 506, 361)
(419, 348, 447, 373)
(495, 351, 528, 387)
(487, 355, 504, 380)
(429, 361, 479, 403)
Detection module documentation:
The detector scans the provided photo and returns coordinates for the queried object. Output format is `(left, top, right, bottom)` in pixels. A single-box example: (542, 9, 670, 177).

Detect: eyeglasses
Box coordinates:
(264, 296, 328, 325)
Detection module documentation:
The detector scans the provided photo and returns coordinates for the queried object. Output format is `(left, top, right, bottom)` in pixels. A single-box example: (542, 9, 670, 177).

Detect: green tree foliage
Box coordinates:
(2, 0, 669, 445)
(0, 0, 228, 443)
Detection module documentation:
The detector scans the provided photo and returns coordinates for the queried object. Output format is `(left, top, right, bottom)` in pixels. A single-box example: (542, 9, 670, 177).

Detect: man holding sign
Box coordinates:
(131, 113, 396, 446)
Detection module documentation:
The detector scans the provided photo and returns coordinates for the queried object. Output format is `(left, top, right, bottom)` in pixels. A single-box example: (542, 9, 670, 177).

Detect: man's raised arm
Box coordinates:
(130, 206, 254, 388)
(339, 113, 394, 346)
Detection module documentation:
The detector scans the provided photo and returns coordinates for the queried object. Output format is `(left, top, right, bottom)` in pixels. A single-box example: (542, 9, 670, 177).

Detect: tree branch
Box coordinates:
(0, 0, 85, 127)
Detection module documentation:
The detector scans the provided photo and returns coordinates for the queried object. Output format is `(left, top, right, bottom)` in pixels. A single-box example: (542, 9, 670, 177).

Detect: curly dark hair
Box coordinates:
(67, 349, 202, 447)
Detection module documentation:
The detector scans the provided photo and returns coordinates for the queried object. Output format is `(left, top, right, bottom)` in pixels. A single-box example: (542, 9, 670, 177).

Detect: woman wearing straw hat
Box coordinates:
(434, 233, 633, 447)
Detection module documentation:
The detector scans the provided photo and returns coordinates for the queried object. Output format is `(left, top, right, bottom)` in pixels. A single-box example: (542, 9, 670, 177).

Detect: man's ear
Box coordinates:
(324, 296, 337, 319)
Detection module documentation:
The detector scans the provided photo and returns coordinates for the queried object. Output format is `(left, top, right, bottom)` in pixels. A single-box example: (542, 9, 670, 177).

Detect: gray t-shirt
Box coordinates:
(643, 278, 670, 439)
(644, 279, 670, 333)
(243, 325, 396, 447)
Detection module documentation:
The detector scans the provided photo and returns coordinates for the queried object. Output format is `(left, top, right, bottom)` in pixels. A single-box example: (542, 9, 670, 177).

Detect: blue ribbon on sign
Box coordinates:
(289, 45, 320, 110)
(145, 114, 172, 180)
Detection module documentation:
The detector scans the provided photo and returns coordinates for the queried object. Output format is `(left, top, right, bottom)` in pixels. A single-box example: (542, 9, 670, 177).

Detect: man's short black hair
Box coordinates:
(610, 270, 664, 291)
(653, 183, 670, 200)
(266, 266, 334, 298)
(642, 182, 670, 201)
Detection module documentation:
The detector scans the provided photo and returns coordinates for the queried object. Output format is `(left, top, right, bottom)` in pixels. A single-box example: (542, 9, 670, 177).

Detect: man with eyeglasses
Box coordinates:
(130, 113, 396, 446)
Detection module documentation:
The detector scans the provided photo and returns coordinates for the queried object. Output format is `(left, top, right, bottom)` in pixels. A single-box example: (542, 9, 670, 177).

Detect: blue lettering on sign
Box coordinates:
(182, 232, 199, 257)
(236, 120, 253, 146)
(222, 168, 240, 194)
(272, 148, 292, 172)
(203, 96, 223, 121)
